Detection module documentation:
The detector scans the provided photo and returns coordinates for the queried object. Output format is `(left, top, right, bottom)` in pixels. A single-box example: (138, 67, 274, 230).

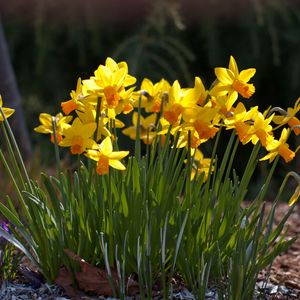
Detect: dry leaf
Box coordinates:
(64, 249, 116, 296)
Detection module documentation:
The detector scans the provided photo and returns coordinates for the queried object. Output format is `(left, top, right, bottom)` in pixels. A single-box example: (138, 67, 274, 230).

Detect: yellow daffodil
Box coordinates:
(224, 103, 258, 145)
(122, 112, 157, 144)
(289, 184, 300, 206)
(272, 98, 300, 135)
(135, 78, 171, 113)
(184, 77, 208, 107)
(211, 93, 238, 119)
(0, 95, 15, 121)
(61, 78, 85, 115)
(82, 57, 136, 114)
(211, 56, 256, 99)
(189, 149, 213, 182)
(163, 80, 184, 125)
(247, 112, 274, 147)
(76, 105, 111, 141)
(182, 106, 219, 143)
(85, 136, 129, 175)
(34, 112, 73, 143)
(163, 80, 198, 125)
(59, 118, 97, 155)
(176, 128, 202, 149)
(260, 128, 295, 163)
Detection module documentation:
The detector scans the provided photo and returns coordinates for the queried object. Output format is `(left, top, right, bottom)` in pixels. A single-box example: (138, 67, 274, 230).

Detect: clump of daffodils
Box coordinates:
(32, 56, 299, 185)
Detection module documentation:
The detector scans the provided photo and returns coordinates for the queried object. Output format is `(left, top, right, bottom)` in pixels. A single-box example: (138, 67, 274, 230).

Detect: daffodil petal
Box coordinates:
(215, 68, 235, 84)
(109, 160, 126, 170)
(108, 151, 129, 160)
(99, 136, 112, 155)
(229, 56, 239, 77)
(239, 68, 256, 82)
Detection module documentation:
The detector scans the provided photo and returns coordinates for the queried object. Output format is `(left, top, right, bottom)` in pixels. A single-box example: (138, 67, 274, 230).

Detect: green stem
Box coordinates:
(108, 170, 114, 266)
(88, 97, 102, 182)
(93, 96, 102, 142)
(0, 107, 33, 193)
(135, 93, 142, 161)
(1, 122, 26, 191)
(0, 150, 29, 218)
(51, 117, 61, 173)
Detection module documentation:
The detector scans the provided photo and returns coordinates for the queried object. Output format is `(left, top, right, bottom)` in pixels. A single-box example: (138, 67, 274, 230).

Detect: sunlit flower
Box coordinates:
(59, 118, 97, 154)
(176, 128, 202, 149)
(260, 128, 295, 163)
(189, 149, 213, 182)
(34, 113, 73, 143)
(211, 93, 238, 119)
(272, 98, 300, 135)
(0, 95, 15, 121)
(122, 112, 157, 144)
(61, 78, 85, 115)
(85, 136, 129, 175)
(76, 105, 111, 141)
(82, 57, 136, 114)
(224, 103, 258, 144)
(163, 80, 198, 125)
(247, 112, 274, 147)
(211, 56, 256, 99)
(185, 77, 208, 106)
(289, 184, 300, 206)
(136, 78, 171, 113)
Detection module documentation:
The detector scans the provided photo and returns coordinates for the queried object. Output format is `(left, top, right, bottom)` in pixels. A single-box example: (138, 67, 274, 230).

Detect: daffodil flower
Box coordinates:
(289, 184, 300, 206)
(260, 128, 295, 163)
(211, 56, 256, 99)
(187, 149, 213, 182)
(76, 105, 111, 141)
(272, 98, 300, 135)
(122, 112, 157, 144)
(59, 118, 97, 155)
(224, 103, 258, 145)
(34, 112, 73, 143)
(135, 78, 171, 113)
(184, 77, 208, 107)
(163, 80, 198, 125)
(0, 95, 15, 121)
(247, 112, 274, 147)
(85, 136, 129, 175)
(61, 78, 85, 115)
(82, 57, 136, 114)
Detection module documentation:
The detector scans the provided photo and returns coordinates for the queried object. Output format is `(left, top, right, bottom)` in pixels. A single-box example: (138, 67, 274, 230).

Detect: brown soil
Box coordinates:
(262, 203, 300, 292)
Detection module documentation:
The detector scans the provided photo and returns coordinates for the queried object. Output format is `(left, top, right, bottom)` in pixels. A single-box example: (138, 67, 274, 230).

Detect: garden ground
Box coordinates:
(1, 202, 299, 300)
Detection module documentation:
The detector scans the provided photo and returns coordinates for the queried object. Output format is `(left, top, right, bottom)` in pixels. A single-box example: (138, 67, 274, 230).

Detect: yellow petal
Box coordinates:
(215, 68, 235, 84)
(289, 185, 300, 206)
(239, 68, 256, 82)
(39, 113, 52, 126)
(105, 57, 118, 70)
(229, 56, 239, 77)
(108, 151, 129, 160)
(124, 74, 137, 86)
(99, 136, 112, 155)
(1, 107, 15, 120)
(143, 113, 157, 128)
(34, 125, 52, 134)
(109, 159, 126, 170)
(85, 149, 100, 161)
(141, 78, 154, 94)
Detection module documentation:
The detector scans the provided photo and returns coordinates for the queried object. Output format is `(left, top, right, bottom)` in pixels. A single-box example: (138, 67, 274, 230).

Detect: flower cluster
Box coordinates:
(33, 56, 299, 177)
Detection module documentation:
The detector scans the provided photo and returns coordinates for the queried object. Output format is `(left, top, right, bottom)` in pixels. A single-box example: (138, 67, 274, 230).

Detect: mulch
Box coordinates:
(1, 202, 300, 299)
(263, 202, 300, 292)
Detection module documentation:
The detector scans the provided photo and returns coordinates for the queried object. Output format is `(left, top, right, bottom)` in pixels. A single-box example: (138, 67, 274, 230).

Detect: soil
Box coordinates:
(1, 202, 300, 299)
(260, 202, 300, 293)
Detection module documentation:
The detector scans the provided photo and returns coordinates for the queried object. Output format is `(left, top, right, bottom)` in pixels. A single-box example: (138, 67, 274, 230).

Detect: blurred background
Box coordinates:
(0, 0, 299, 198)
